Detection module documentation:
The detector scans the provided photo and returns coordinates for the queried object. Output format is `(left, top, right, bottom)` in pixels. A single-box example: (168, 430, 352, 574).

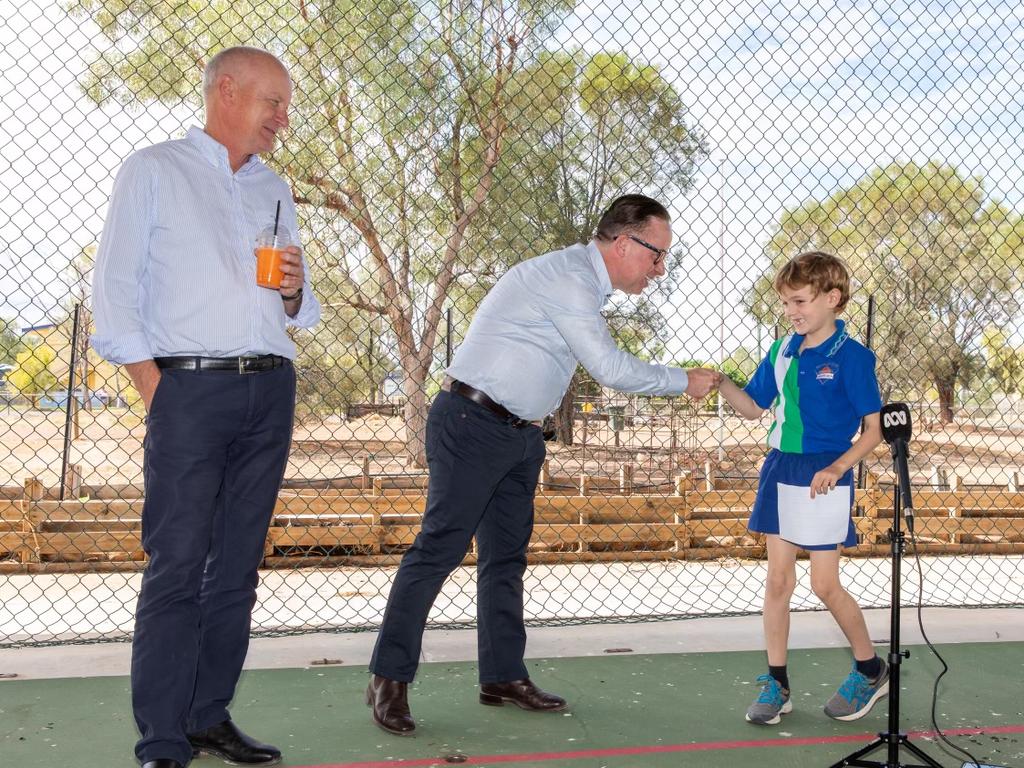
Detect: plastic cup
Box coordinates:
(255, 226, 292, 289)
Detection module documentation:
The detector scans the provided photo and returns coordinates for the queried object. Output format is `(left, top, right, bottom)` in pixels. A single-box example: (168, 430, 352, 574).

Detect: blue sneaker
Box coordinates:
(745, 673, 792, 725)
(824, 660, 889, 721)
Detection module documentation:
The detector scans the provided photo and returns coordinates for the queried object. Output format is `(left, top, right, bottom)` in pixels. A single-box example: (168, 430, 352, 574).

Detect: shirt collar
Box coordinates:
(186, 126, 263, 175)
(586, 241, 614, 300)
(783, 319, 849, 358)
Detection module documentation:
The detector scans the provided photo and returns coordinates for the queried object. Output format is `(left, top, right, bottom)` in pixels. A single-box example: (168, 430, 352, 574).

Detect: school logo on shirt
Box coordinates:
(816, 363, 837, 383)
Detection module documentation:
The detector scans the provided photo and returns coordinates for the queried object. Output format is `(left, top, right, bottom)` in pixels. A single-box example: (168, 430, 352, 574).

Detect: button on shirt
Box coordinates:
(92, 127, 320, 364)
(745, 320, 882, 453)
(446, 241, 688, 420)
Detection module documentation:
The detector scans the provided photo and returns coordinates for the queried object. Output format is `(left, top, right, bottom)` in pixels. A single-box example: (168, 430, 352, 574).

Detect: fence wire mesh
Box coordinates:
(2, 0, 1024, 645)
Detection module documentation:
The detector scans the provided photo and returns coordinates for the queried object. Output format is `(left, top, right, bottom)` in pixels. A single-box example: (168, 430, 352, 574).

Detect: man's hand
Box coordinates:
(685, 368, 722, 399)
(278, 245, 304, 298)
(125, 360, 162, 412)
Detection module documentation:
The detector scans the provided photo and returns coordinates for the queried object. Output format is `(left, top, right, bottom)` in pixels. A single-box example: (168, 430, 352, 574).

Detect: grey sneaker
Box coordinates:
(824, 660, 889, 721)
(745, 673, 792, 725)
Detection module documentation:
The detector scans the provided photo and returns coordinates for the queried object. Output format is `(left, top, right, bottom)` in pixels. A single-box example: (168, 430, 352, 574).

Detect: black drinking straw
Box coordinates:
(272, 200, 281, 237)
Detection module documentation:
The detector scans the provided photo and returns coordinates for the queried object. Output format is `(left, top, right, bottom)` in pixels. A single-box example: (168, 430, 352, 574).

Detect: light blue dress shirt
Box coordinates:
(447, 241, 688, 420)
(92, 126, 320, 364)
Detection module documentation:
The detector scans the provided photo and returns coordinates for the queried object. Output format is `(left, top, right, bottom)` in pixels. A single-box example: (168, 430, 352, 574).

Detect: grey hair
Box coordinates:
(202, 46, 284, 99)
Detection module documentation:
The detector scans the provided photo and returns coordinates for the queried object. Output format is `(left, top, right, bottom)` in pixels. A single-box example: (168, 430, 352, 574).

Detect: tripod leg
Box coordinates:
(827, 736, 886, 767)
(900, 737, 947, 767)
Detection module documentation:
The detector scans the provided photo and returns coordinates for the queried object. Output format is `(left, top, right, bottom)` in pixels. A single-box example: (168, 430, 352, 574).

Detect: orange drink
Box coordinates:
(256, 246, 285, 288)
(255, 225, 292, 289)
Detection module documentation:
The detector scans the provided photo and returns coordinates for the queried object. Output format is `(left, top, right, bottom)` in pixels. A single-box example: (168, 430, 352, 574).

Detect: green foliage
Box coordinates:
(719, 346, 758, 388)
(8, 343, 59, 395)
(745, 161, 1024, 422)
(66, 0, 707, 457)
(0, 318, 24, 366)
(983, 327, 1024, 397)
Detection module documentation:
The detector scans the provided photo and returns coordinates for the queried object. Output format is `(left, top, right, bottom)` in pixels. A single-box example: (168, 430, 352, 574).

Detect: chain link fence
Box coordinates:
(2, 0, 1023, 645)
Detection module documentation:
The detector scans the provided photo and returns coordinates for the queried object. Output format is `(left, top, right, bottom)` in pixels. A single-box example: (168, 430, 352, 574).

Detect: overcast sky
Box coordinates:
(2, 0, 1022, 361)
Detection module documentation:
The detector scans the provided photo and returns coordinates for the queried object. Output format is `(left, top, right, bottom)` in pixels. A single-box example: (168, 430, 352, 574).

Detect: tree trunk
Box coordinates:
(554, 374, 577, 445)
(402, 359, 430, 468)
(935, 377, 956, 424)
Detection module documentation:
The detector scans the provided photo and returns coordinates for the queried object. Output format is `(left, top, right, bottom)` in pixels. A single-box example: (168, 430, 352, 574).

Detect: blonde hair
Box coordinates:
(773, 251, 851, 311)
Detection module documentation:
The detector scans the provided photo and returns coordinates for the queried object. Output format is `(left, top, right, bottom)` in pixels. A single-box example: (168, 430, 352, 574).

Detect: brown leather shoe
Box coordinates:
(479, 678, 568, 711)
(365, 674, 415, 735)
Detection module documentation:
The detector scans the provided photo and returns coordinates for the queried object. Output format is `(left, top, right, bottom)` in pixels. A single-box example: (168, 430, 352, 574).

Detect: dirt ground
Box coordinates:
(2, 404, 1022, 491)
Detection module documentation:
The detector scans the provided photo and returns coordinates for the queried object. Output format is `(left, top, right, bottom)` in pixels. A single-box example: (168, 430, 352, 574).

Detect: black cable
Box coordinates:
(908, 526, 983, 768)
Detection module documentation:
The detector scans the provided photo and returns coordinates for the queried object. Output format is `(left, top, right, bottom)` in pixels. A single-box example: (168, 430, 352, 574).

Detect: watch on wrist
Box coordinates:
(281, 286, 303, 301)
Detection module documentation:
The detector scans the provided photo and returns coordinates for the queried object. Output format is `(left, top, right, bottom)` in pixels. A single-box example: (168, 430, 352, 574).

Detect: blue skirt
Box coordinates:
(749, 449, 857, 551)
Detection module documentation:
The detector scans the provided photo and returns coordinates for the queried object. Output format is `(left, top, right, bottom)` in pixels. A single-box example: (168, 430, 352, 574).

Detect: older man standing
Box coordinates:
(366, 194, 719, 735)
(93, 47, 320, 768)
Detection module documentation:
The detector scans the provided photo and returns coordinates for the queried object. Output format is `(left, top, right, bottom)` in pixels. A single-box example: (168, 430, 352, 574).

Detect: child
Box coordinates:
(718, 251, 887, 725)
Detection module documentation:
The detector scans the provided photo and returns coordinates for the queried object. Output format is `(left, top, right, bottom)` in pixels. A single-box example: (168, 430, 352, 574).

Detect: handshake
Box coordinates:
(684, 368, 725, 400)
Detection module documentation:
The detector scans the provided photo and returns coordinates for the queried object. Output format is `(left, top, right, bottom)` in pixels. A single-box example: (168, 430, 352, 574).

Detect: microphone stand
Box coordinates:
(828, 446, 943, 768)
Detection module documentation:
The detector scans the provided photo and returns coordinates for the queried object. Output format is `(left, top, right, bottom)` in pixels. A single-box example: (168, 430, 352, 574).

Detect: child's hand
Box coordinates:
(809, 465, 844, 498)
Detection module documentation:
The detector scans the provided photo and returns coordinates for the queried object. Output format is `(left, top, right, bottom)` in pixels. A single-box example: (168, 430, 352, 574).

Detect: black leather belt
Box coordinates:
(450, 380, 532, 428)
(154, 355, 290, 373)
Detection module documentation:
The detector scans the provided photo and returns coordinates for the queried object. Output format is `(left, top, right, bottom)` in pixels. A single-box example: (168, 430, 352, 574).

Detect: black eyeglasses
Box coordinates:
(626, 235, 669, 265)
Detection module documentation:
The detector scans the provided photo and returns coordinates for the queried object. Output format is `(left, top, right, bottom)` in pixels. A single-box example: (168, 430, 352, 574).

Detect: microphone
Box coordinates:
(880, 402, 914, 531)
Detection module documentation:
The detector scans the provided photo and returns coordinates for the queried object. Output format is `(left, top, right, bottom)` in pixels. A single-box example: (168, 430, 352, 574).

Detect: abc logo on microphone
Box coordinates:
(882, 410, 908, 429)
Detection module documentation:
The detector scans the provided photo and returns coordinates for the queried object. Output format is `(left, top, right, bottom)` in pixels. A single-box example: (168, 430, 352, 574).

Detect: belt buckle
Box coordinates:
(238, 355, 260, 374)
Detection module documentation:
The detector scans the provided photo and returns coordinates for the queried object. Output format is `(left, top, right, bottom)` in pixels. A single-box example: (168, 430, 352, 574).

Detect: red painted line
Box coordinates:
(295, 722, 1024, 767)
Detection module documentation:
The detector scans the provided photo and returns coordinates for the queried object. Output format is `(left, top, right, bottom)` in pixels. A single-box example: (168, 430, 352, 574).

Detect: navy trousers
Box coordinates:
(370, 390, 546, 684)
(132, 364, 295, 765)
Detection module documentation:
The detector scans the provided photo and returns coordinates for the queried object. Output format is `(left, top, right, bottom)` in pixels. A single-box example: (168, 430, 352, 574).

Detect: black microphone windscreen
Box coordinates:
(880, 402, 912, 444)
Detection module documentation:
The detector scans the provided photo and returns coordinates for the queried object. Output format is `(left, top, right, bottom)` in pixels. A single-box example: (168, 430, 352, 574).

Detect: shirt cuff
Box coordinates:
(669, 366, 689, 395)
(285, 291, 321, 329)
(90, 332, 153, 365)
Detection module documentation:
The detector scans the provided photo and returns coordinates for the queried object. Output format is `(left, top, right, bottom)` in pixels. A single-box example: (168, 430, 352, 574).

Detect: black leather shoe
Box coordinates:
(187, 720, 281, 765)
(479, 678, 568, 711)
(141, 761, 184, 768)
(365, 674, 415, 735)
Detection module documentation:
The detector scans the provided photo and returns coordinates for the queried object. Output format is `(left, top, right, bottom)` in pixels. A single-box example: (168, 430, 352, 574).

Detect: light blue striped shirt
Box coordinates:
(447, 241, 688, 420)
(92, 127, 320, 363)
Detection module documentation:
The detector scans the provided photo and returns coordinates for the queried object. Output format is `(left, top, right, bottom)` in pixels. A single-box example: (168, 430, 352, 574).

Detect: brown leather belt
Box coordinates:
(449, 380, 533, 428)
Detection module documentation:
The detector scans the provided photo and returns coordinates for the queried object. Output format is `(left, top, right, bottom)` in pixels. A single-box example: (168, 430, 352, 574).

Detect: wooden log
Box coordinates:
(0, 561, 149, 574)
(23, 477, 44, 502)
(579, 475, 592, 497)
(619, 463, 634, 495)
(268, 525, 395, 550)
(687, 519, 751, 539)
(20, 477, 45, 564)
(63, 463, 83, 500)
(929, 465, 961, 492)
(577, 506, 590, 553)
(5, 482, 1024, 569)
(673, 473, 691, 550)
(0, 531, 143, 562)
(703, 460, 715, 492)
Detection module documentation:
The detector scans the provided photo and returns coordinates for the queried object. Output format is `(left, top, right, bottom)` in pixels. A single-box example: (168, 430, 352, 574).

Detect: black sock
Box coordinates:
(768, 665, 789, 691)
(856, 655, 882, 680)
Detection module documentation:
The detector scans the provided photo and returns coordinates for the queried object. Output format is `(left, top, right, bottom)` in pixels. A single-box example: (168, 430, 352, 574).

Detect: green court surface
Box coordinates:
(2, 642, 1021, 768)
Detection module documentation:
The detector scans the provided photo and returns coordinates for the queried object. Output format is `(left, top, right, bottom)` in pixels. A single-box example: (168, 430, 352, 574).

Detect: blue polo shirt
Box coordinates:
(745, 320, 882, 454)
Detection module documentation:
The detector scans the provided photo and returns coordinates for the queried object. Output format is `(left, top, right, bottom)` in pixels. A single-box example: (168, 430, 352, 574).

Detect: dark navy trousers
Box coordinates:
(370, 390, 546, 684)
(132, 364, 295, 765)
